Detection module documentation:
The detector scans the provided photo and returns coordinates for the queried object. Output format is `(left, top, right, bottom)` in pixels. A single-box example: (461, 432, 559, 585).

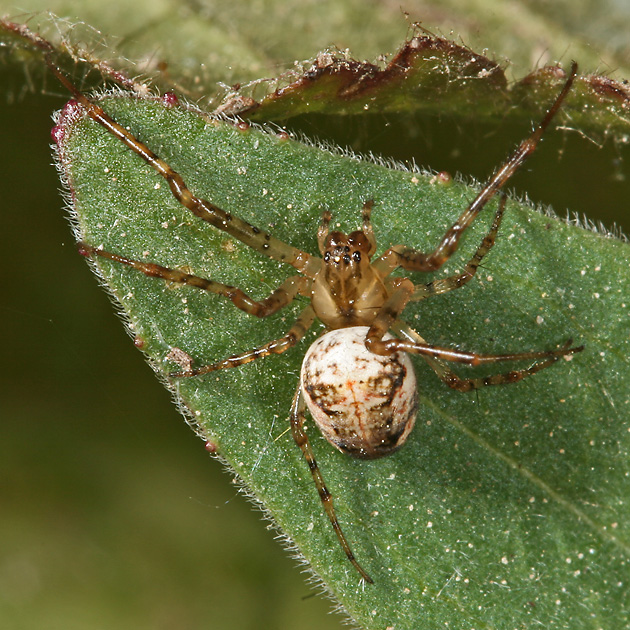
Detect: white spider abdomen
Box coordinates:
(301, 326, 418, 459)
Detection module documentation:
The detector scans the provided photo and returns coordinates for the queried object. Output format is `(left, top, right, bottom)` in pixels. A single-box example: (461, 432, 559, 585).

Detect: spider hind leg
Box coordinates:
(393, 322, 583, 392)
(290, 386, 374, 584)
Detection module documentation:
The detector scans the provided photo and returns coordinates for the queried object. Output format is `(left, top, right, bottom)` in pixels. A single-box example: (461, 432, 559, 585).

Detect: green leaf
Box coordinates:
(240, 44, 630, 136)
(55, 89, 630, 628)
(3, 0, 630, 94)
(2, 9, 629, 136)
(2, 8, 630, 628)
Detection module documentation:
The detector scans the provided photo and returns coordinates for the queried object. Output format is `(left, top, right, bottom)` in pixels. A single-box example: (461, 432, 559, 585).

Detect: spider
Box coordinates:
(48, 57, 583, 584)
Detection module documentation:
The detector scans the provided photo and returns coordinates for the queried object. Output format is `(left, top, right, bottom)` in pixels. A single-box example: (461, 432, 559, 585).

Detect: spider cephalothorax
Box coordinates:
(313, 217, 386, 328)
(49, 56, 583, 584)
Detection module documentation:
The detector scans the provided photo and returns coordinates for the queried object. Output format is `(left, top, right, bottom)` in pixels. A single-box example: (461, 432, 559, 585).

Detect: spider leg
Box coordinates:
(290, 384, 374, 584)
(364, 269, 582, 371)
(79, 242, 311, 318)
(370, 308, 582, 366)
(171, 306, 316, 377)
(47, 57, 320, 277)
(375, 61, 577, 276)
(392, 321, 581, 391)
(411, 194, 506, 301)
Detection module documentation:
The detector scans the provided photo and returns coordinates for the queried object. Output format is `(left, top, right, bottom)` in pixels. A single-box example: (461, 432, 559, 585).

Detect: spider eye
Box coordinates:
(324, 252, 330, 262)
(352, 251, 361, 262)
(343, 254, 351, 264)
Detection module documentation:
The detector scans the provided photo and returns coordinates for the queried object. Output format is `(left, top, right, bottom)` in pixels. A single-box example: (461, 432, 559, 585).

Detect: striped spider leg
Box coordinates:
(49, 56, 583, 584)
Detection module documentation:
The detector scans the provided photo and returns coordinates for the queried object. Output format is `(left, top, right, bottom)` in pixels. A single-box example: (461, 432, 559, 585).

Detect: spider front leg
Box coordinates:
(411, 194, 506, 301)
(47, 57, 320, 278)
(365, 195, 583, 380)
(375, 61, 577, 276)
(290, 385, 374, 584)
(368, 193, 507, 345)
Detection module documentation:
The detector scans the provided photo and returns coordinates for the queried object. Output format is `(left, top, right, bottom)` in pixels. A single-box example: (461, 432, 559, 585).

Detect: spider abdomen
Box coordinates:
(301, 327, 418, 460)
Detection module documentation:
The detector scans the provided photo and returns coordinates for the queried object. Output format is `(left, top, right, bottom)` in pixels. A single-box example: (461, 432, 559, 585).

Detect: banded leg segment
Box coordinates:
(411, 194, 506, 301)
(171, 306, 316, 377)
(79, 242, 311, 318)
(392, 322, 582, 391)
(47, 57, 320, 277)
(371, 318, 582, 367)
(365, 259, 583, 373)
(376, 62, 577, 276)
(290, 385, 373, 584)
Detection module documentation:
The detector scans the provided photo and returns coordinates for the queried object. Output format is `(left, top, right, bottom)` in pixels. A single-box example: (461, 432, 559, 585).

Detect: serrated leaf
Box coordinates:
(2, 12, 629, 141)
(238, 41, 630, 138)
(54, 89, 630, 629)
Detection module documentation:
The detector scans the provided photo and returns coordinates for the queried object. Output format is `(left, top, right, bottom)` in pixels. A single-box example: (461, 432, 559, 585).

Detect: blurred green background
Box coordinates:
(1, 1, 629, 629)
(1, 91, 339, 629)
